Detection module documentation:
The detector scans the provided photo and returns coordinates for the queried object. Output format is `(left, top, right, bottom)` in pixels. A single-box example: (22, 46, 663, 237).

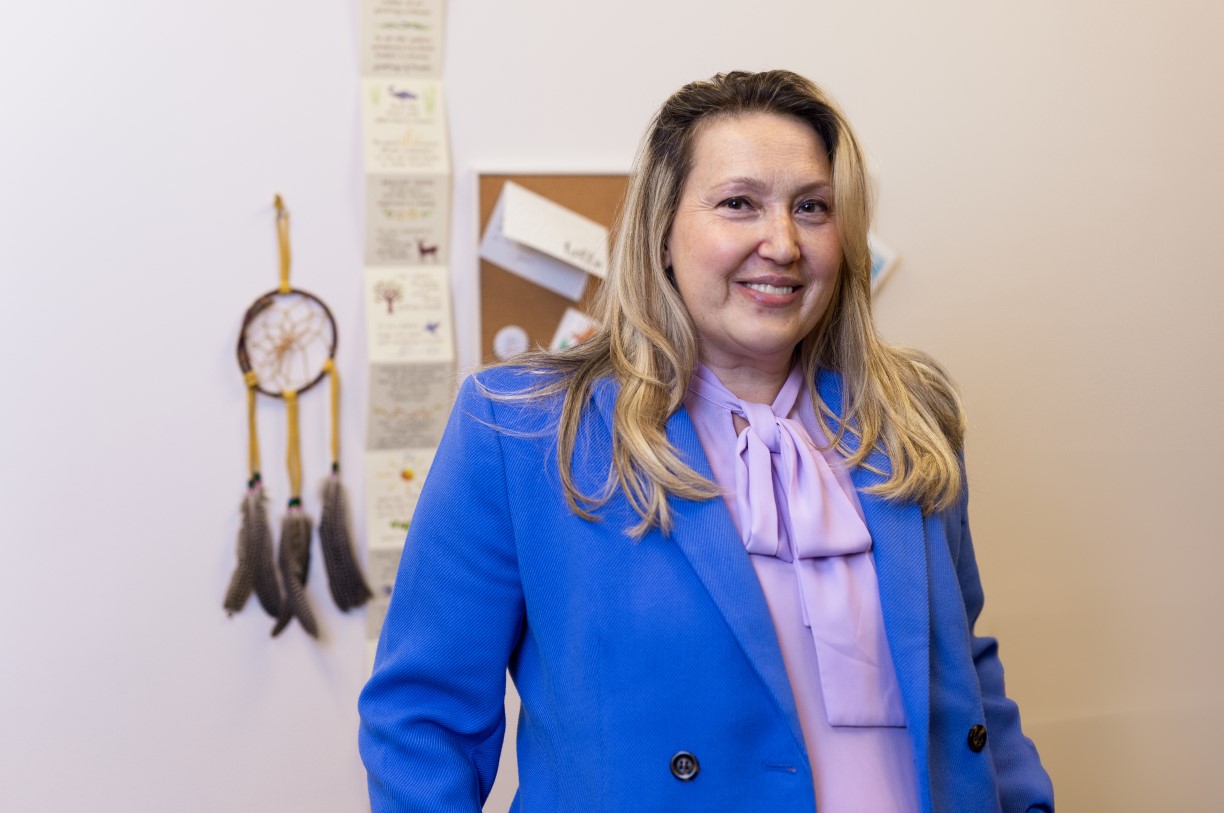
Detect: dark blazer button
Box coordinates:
(670, 751, 700, 781)
(967, 724, 988, 753)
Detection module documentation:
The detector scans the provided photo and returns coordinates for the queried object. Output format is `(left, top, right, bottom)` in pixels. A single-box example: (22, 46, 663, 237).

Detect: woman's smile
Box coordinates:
(739, 278, 803, 299)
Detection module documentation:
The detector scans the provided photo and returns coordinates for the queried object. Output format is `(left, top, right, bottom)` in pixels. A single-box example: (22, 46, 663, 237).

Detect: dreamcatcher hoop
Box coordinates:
(236, 197, 338, 398)
(236, 287, 337, 399)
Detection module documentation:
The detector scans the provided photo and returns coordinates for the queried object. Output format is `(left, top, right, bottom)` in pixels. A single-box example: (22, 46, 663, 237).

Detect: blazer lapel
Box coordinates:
(590, 379, 807, 753)
(665, 406, 808, 752)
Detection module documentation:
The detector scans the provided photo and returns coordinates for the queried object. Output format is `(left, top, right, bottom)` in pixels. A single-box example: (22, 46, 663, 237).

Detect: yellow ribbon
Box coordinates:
(284, 389, 302, 499)
(323, 358, 340, 467)
(244, 370, 261, 480)
(275, 194, 292, 294)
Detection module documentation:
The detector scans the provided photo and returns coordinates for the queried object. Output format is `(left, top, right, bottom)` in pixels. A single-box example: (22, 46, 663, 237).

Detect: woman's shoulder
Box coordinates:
(816, 346, 965, 450)
(461, 362, 618, 431)
(896, 346, 963, 413)
(468, 363, 550, 395)
(887, 346, 967, 454)
(467, 363, 587, 400)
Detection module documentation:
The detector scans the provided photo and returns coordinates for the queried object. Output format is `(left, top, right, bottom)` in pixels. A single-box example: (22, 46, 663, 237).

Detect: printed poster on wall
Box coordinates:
(360, 0, 453, 671)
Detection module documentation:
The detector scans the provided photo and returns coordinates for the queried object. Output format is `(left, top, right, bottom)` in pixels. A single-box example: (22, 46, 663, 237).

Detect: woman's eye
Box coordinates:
(798, 199, 829, 214)
(720, 196, 751, 210)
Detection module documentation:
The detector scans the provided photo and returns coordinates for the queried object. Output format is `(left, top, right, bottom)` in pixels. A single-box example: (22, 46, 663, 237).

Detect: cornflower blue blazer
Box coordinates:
(358, 366, 1055, 812)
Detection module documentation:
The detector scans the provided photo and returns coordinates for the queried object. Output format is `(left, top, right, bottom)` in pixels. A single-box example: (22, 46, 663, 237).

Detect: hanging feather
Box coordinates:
(271, 502, 318, 638)
(319, 466, 373, 612)
(246, 477, 282, 617)
(222, 489, 255, 615)
(270, 389, 318, 638)
(224, 475, 282, 618)
(316, 360, 371, 612)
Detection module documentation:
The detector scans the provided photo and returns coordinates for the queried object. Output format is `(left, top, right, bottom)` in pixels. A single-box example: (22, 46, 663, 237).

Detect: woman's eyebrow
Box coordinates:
(707, 176, 832, 194)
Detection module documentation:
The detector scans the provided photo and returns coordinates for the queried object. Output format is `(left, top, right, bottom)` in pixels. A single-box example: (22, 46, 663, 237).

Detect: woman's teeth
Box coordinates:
(744, 282, 796, 295)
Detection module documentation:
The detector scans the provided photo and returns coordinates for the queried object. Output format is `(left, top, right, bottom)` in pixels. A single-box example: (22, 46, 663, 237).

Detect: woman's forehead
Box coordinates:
(683, 113, 832, 188)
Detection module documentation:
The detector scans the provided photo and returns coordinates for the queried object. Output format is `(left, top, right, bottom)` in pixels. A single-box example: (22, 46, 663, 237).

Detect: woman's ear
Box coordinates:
(662, 242, 671, 270)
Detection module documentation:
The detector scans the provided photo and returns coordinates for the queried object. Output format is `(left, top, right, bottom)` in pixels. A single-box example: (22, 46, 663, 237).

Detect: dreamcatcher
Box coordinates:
(223, 195, 372, 638)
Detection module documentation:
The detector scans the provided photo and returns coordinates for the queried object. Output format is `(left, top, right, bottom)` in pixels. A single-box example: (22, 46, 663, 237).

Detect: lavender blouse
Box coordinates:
(685, 365, 919, 813)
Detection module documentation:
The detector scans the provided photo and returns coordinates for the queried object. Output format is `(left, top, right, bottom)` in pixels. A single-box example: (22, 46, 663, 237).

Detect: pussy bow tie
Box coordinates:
(689, 365, 905, 727)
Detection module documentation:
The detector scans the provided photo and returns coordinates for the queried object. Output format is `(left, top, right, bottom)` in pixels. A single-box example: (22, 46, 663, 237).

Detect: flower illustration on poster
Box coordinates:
(365, 448, 436, 550)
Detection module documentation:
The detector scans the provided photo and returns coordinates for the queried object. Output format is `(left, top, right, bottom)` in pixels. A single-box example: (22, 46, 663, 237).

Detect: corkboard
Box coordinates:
(478, 173, 629, 362)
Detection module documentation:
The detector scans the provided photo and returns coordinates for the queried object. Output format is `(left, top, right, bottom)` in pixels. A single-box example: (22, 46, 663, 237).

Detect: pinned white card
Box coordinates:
(479, 182, 609, 301)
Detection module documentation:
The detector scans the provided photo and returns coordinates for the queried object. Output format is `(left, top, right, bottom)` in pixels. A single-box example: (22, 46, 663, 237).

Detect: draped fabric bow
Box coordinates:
(689, 365, 905, 727)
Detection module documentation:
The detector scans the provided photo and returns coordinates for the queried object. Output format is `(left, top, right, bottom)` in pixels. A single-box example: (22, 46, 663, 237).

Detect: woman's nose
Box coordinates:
(757, 210, 800, 265)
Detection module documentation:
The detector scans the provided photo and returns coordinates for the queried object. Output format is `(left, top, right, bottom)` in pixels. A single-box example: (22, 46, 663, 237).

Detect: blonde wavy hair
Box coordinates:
(488, 70, 965, 535)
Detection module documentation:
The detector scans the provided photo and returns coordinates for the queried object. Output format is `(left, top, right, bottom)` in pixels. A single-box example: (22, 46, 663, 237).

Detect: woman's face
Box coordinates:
(665, 112, 842, 389)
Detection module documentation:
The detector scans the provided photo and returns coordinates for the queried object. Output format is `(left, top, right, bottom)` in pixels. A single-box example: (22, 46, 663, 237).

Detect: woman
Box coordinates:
(359, 70, 1054, 812)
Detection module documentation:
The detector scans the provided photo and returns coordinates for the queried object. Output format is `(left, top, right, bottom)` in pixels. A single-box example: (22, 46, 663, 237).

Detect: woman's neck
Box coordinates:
(699, 356, 793, 405)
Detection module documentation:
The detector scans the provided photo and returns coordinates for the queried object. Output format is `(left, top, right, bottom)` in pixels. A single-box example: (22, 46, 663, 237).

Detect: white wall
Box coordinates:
(2, 1, 1220, 811)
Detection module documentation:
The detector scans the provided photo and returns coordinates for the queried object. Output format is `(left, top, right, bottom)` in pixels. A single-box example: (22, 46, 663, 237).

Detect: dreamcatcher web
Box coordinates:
(240, 290, 336, 396)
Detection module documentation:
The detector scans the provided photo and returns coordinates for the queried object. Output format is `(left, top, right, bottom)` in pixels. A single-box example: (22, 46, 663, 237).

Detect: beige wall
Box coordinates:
(864, 5, 1223, 809)
(1, 1, 1219, 810)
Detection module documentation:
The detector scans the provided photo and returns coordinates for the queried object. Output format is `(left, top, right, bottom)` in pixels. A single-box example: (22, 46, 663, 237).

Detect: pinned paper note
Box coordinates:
(501, 182, 608, 278)
(550, 308, 599, 351)
(868, 232, 900, 292)
(479, 181, 609, 301)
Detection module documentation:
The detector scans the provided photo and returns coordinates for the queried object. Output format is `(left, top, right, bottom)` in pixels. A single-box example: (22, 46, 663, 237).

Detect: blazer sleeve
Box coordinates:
(954, 483, 1056, 813)
(358, 376, 525, 812)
